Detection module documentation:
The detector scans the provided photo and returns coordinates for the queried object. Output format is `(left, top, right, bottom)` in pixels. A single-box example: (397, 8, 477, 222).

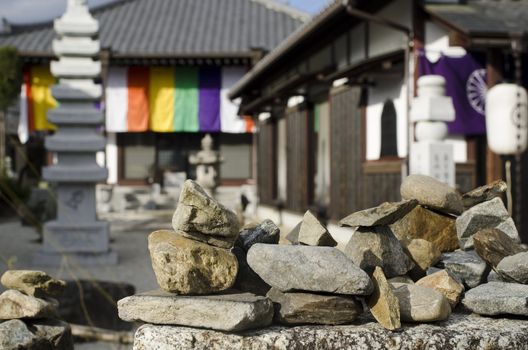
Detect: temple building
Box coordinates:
(0, 0, 307, 187)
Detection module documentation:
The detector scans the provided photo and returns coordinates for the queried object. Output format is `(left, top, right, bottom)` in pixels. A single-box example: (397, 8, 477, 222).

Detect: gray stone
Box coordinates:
(0, 319, 73, 350)
(285, 222, 301, 244)
(462, 180, 507, 209)
(232, 246, 271, 296)
(387, 276, 414, 284)
(392, 283, 451, 322)
(437, 250, 490, 289)
(148, 230, 238, 294)
(237, 220, 280, 252)
(473, 228, 526, 267)
(247, 244, 373, 295)
(463, 282, 528, 316)
(0, 290, 58, 320)
(298, 211, 336, 246)
(1, 270, 66, 298)
(343, 226, 414, 278)
(266, 288, 362, 325)
(339, 199, 418, 227)
(172, 180, 240, 248)
(132, 313, 528, 350)
(456, 197, 521, 250)
(118, 290, 273, 332)
(487, 270, 503, 282)
(401, 175, 463, 215)
(496, 252, 528, 284)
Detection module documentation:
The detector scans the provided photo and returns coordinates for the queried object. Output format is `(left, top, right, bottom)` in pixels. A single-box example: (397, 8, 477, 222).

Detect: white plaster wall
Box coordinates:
(277, 118, 287, 201)
(106, 132, 118, 184)
(366, 75, 408, 160)
(369, 0, 411, 57)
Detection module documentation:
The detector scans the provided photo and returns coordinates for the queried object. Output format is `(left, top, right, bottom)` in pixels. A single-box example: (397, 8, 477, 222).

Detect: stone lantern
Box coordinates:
(35, 0, 117, 265)
(410, 75, 456, 186)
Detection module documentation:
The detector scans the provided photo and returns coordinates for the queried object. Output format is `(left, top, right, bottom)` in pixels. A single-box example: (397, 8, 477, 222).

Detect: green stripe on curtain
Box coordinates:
(174, 67, 199, 132)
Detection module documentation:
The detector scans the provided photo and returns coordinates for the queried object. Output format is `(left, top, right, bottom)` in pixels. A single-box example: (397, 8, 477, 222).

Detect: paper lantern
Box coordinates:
(486, 83, 528, 155)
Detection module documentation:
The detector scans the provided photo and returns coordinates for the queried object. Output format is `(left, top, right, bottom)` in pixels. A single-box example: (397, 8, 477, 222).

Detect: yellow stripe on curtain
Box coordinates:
(30, 66, 57, 131)
(149, 67, 175, 132)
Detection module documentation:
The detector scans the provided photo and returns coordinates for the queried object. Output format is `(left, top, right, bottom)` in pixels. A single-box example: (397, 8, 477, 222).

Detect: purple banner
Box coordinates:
(198, 67, 221, 132)
(419, 51, 487, 135)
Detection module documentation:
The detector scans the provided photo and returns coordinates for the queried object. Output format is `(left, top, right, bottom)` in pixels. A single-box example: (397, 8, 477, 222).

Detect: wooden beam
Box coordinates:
(486, 48, 504, 183)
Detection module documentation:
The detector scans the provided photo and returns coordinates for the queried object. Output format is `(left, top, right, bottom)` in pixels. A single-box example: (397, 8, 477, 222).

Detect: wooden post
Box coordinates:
(486, 49, 504, 182)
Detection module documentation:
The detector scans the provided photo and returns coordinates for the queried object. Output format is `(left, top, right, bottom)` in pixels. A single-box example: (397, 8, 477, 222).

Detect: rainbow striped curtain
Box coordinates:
(105, 66, 254, 133)
(18, 65, 254, 141)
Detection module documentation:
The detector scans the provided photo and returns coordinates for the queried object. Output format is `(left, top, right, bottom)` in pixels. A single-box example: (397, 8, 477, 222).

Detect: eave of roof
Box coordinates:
(228, 0, 345, 99)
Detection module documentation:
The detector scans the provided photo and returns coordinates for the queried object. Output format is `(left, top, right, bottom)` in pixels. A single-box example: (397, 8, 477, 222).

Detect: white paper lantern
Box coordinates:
(486, 83, 528, 155)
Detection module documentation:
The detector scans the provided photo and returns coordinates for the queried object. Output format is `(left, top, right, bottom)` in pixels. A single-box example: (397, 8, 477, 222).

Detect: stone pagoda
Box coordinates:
(35, 0, 116, 265)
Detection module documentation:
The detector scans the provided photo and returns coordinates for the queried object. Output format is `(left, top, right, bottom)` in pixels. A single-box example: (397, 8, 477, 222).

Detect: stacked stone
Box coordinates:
(118, 180, 275, 332)
(0, 270, 73, 350)
(392, 175, 528, 318)
(120, 177, 528, 349)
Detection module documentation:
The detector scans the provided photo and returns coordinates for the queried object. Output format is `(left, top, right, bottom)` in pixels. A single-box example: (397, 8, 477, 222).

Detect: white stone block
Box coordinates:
(410, 142, 455, 187)
(411, 95, 455, 122)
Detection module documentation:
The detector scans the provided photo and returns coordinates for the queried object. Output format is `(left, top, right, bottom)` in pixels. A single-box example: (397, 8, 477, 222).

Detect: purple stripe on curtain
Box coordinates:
(198, 67, 221, 132)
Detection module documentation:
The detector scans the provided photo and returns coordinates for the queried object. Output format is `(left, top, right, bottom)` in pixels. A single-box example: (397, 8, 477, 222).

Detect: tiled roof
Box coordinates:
(0, 0, 308, 57)
(426, 0, 528, 36)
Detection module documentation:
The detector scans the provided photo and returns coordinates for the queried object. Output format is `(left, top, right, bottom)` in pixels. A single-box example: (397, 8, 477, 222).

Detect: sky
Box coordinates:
(0, 0, 331, 25)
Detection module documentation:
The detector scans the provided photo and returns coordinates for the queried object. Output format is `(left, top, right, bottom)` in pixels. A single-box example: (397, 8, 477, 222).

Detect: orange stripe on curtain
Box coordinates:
(127, 66, 150, 132)
(244, 116, 255, 133)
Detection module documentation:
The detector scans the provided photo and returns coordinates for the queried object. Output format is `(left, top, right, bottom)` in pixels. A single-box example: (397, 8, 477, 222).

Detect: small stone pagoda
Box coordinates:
(35, 0, 116, 265)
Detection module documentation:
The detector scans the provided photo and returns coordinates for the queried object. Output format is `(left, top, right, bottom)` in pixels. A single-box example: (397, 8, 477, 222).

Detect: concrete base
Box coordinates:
(43, 220, 109, 253)
(33, 250, 118, 267)
(133, 312, 528, 350)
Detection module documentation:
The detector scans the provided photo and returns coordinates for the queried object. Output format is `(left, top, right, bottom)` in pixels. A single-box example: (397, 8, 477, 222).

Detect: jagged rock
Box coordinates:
(400, 175, 463, 215)
(463, 282, 528, 316)
(148, 230, 238, 294)
(403, 238, 442, 278)
(133, 313, 528, 350)
(487, 270, 503, 282)
(436, 250, 490, 289)
(456, 198, 520, 250)
(285, 222, 301, 244)
(0, 270, 66, 298)
(266, 288, 362, 325)
(0, 290, 58, 320)
(496, 252, 528, 284)
(339, 200, 418, 227)
(473, 228, 526, 267)
(462, 180, 507, 209)
(236, 219, 280, 252)
(298, 211, 336, 247)
(390, 205, 459, 252)
(416, 270, 464, 308)
(392, 283, 451, 322)
(343, 226, 414, 278)
(0, 319, 73, 350)
(387, 275, 414, 284)
(172, 180, 240, 248)
(247, 244, 373, 295)
(118, 290, 273, 332)
(232, 247, 270, 296)
(367, 267, 400, 330)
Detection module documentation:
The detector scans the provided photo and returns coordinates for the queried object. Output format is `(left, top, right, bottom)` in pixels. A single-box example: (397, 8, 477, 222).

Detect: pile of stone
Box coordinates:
(0, 270, 73, 350)
(118, 178, 528, 349)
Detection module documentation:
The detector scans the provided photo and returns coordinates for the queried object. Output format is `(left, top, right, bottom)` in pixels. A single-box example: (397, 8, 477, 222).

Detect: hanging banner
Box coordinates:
(419, 51, 487, 135)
